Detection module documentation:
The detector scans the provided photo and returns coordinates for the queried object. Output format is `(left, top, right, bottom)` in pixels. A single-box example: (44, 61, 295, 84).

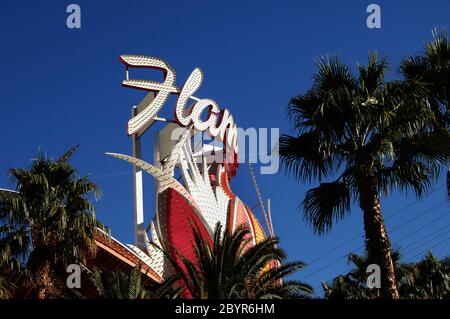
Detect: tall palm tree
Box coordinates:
(280, 53, 450, 298)
(0, 146, 103, 299)
(167, 222, 312, 299)
(401, 28, 450, 128)
(401, 28, 450, 198)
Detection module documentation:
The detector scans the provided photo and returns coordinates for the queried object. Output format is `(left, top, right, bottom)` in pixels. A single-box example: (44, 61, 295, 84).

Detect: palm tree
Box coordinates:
(401, 28, 450, 128)
(89, 266, 182, 299)
(322, 250, 411, 299)
(280, 53, 450, 298)
(400, 252, 450, 299)
(0, 274, 16, 299)
(167, 222, 312, 299)
(0, 146, 103, 299)
(323, 251, 449, 299)
(401, 28, 450, 198)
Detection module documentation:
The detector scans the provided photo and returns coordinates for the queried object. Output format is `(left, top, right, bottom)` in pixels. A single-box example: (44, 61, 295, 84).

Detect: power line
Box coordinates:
(406, 236, 450, 262)
(300, 201, 448, 281)
(304, 201, 403, 262)
(404, 228, 450, 257)
(315, 234, 450, 296)
(303, 185, 444, 266)
(305, 232, 363, 266)
(399, 223, 450, 253)
(313, 225, 450, 295)
(89, 170, 133, 179)
(388, 201, 447, 233)
(384, 184, 444, 224)
(310, 215, 449, 294)
(310, 207, 448, 295)
(303, 200, 447, 274)
(393, 210, 449, 246)
(301, 245, 365, 281)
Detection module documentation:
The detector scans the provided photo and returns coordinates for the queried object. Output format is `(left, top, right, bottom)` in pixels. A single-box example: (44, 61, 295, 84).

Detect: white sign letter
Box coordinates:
(120, 55, 178, 136)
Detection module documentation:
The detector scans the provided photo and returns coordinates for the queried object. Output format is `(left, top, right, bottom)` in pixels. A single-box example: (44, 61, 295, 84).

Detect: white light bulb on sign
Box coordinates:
(120, 55, 239, 161)
(175, 68, 203, 126)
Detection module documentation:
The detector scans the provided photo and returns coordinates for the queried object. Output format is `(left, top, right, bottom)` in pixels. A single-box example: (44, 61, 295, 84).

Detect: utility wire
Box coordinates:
(300, 201, 448, 281)
(403, 228, 450, 257)
(406, 236, 450, 262)
(314, 226, 450, 295)
(304, 200, 447, 271)
(89, 170, 133, 179)
(310, 213, 449, 294)
(399, 223, 450, 253)
(316, 235, 450, 296)
(310, 207, 448, 295)
(303, 185, 444, 265)
(389, 201, 447, 233)
(391, 210, 449, 245)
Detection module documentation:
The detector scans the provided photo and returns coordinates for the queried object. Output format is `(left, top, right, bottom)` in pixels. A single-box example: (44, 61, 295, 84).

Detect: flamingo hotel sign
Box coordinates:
(105, 55, 276, 287)
(120, 55, 239, 164)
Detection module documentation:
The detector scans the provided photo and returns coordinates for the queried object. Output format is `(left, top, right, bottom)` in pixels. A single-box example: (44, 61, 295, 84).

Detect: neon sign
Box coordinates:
(119, 55, 239, 161)
(106, 55, 275, 286)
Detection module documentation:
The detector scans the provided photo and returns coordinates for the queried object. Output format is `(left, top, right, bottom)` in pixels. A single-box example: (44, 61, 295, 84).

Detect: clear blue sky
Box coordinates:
(1, 0, 449, 296)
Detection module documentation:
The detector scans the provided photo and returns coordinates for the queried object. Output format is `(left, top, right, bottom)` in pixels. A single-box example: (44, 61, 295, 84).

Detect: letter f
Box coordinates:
(119, 55, 179, 135)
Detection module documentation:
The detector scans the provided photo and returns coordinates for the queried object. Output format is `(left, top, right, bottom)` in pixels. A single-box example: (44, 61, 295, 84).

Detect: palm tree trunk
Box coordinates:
(30, 234, 60, 299)
(358, 175, 399, 299)
(35, 260, 55, 299)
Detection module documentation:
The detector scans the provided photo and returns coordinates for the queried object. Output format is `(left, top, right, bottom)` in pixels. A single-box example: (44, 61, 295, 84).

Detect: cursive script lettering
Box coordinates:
(120, 55, 238, 159)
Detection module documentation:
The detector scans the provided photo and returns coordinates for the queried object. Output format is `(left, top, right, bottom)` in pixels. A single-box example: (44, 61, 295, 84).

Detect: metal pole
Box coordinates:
(132, 105, 146, 250)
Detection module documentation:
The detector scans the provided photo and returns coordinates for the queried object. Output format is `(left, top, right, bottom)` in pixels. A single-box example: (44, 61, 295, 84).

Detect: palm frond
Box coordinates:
(279, 132, 339, 182)
(57, 145, 80, 163)
(358, 52, 388, 96)
(302, 181, 351, 234)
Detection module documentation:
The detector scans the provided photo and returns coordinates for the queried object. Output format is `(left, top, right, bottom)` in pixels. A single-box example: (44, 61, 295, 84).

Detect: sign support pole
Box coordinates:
(132, 105, 146, 250)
